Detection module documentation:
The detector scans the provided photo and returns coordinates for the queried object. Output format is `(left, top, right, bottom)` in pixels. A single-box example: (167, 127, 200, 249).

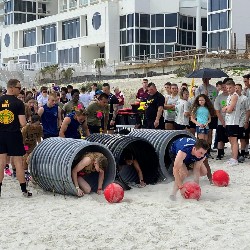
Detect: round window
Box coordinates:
(92, 12, 101, 30)
(4, 34, 10, 47)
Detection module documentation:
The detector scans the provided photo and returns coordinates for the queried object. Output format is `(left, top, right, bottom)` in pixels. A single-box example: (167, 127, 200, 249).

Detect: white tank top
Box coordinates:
(164, 95, 179, 121)
(225, 92, 241, 125)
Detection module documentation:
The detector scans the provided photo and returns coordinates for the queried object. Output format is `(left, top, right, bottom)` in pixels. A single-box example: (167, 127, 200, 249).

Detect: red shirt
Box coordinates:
(115, 92, 124, 106)
(136, 88, 149, 102)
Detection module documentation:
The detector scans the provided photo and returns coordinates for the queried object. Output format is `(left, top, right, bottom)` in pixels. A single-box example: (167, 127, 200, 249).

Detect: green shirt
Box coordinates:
(62, 101, 84, 115)
(87, 101, 109, 126)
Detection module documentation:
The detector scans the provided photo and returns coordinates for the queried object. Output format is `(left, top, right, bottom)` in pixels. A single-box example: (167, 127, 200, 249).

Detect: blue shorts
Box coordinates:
(196, 126, 209, 135)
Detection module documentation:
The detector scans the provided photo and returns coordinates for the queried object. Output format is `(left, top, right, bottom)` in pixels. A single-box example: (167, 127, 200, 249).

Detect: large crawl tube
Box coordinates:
(29, 138, 116, 196)
(85, 134, 160, 185)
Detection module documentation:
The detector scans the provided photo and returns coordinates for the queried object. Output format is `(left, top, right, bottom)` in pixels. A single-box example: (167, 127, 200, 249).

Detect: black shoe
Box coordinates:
(216, 155, 222, 160)
(22, 191, 32, 198)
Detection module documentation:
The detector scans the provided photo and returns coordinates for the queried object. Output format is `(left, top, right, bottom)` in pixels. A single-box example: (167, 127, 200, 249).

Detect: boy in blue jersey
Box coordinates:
(169, 138, 209, 200)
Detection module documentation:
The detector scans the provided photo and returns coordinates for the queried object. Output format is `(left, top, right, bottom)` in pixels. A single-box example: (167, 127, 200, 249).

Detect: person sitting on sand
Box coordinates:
(119, 150, 146, 188)
(72, 152, 108, 197)
(169, 138, 209, 200)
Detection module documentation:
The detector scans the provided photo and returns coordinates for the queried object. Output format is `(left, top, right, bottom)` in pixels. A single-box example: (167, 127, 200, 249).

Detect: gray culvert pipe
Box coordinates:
(29, 138, 116, 196)
(86, 134, 160, 185)
(129, 129, 195, 179)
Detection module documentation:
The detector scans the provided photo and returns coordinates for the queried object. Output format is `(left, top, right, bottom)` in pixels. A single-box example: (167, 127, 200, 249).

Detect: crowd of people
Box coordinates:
(0, 73, 249, 198)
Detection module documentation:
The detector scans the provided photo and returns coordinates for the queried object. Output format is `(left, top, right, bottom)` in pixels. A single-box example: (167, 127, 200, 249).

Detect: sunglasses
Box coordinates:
(14, 86, 21, 90)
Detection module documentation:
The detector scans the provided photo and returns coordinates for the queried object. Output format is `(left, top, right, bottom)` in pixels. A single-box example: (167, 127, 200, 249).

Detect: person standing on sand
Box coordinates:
(0, 79, 32, 197)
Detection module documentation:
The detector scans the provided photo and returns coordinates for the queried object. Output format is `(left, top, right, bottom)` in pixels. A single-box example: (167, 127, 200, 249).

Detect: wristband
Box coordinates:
(76, 186, 80, 190)
(97, 188, 102, 190)
(178, 186, 184, 190)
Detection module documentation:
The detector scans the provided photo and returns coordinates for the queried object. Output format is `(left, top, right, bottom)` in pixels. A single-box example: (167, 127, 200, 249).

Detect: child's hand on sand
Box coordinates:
(77, 188, 84, 197)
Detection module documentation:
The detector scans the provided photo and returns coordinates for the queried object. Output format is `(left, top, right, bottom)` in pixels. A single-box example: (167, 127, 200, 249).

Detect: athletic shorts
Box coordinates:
(165, 120, 175, 124)
(226, 125, 239, 137)
(209, 116, 218, 130)
(146, 118, 164, 130)
(216, 125, 229, 143)
(175, 123, 188, 130)
(0, 131, 25, 156)
(196, 126, 209, 135)
(238, 127, 248, 140)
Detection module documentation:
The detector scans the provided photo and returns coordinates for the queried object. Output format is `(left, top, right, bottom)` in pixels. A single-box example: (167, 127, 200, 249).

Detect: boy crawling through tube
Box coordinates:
(72, 152, 108, 197)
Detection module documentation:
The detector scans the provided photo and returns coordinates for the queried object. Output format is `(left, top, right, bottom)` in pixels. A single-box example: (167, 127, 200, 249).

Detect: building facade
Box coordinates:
(0, 0, 207, 67)
(207, 0, 250, 51)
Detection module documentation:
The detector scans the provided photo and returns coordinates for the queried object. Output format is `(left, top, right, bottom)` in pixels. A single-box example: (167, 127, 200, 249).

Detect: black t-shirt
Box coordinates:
(0, 95, 25, 132)
(108, 93, 119, 114)
(145, 91, 165, 120)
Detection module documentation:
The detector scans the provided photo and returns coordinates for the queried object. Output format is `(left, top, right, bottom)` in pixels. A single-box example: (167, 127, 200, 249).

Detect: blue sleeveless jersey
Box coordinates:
(41, 104, 59, 136)
(65, 112, 81, 139)
(170, 137, 205, 165)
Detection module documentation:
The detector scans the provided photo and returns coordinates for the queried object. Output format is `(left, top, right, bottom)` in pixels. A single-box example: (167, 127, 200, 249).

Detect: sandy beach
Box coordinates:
(1, 72, 250, 250)
(1, 144, 250, 250)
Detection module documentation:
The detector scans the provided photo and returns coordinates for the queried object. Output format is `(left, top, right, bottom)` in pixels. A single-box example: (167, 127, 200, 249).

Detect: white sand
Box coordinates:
(1, 72, 250, 249)
(1, 145, 250, 250)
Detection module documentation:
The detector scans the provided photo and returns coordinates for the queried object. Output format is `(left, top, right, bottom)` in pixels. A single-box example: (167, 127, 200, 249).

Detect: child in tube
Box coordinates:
(72, 152, 108, 197)
(119, 150, 146, 188)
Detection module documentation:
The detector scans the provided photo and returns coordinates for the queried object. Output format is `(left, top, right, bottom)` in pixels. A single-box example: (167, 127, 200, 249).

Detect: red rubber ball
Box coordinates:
(183, 182, 201, 200)
(212, 170, 230, 187)
(104, 183, 124, 203)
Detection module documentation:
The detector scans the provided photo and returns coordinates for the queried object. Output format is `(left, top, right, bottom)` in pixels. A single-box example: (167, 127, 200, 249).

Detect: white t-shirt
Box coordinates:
(37, 95, 48, 106)
(214, 93, 228, 125)
(89, 91, 96, 100)
(225, 92, 241, 125)
(79, 93, 91, 108)
(175, 99, 190, 126)
(164, 95, 179, 121)
(195, 84, 218, 104)
(238, 94, 250, 127)
(66, 93, 72, 101)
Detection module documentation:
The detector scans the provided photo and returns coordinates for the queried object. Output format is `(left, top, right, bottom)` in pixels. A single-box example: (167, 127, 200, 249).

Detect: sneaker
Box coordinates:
(238, 156, 245, 163)
(4, 165, 12, 177)
(22, 191, 32, 198)
(227, 159, 239, 166)
(216, 155, 222, 160)
(226, 158, 234, 164)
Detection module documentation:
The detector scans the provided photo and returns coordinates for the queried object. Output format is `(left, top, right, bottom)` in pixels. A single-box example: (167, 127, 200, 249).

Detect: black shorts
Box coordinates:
(88, 125, 102, 134)
(245, 121, 250, 136)
(189, 120, 196, 129)
(146, 118, 164, 129)
(216, 125, 229, 143)
(209, 116, 218, 130)
(238, 127, 248, 139)
(226, 125, 239, 137)
(175, 123, 188, 130)
(165, 120, 175, 124)
(0, 131, 25, 156)
(101, 114, 116, 131)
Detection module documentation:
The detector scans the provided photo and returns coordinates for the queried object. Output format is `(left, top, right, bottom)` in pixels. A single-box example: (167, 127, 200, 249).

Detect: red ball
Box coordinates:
(182, 182, 201, 200)
(104, 183, 124, 203)
(212, 170, 230, 187)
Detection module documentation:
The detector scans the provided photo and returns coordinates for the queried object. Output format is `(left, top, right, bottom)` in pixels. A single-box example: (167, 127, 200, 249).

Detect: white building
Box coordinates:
(207, 0, 250, 51)
(0, 0, 207, 68)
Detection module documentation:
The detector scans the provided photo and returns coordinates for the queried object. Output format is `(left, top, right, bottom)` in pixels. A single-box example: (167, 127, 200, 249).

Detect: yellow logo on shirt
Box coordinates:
(0, 109, 14, 124)
(1, 100, 10, 108)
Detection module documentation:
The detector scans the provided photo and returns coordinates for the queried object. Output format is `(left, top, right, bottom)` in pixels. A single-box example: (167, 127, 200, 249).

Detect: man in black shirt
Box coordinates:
(0, 79, 32, 197)
(145, 82, 165, 129)
(102, 83, 119, 134)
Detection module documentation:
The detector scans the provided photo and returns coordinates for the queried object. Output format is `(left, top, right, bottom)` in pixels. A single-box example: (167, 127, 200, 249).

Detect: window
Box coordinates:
(211, 13, 219, 30)
(62, 18, 80, 40)
(140, 45, 150, 58)
(165, 45, 174, 53)
(140, 14, 150, 28)
(140, 29, 149, 43)
(187, 32, 192, 45)
(202, 33, 207, 47)
(23, 29, 36, 47)
(151, 30, 155, 43)
(201, 18, 207, 31)
(165, 13, 177, 27)
(127, 29, 134, 43)
(135, 29, 139, 43)
(42, 24, 57, 44)
(165, 29, 176, 43)
(220, 12, 228, 29)
(188, 17, 194, 30)
(156, 29, 164, 43)
(156, 45, 164, 58)
(127, 14, 134, 28)
(210, 0, 220, 12)
(156, 14, 164, 27)
(135, 13, 139, 27)
(180, 15, 187, 29)
(120, 15, 126, 29)
(151, 15, 156, 28)
(92, 12, 101, 30)
(120, 31, 126, 44)
(37, 43, 57, 63)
